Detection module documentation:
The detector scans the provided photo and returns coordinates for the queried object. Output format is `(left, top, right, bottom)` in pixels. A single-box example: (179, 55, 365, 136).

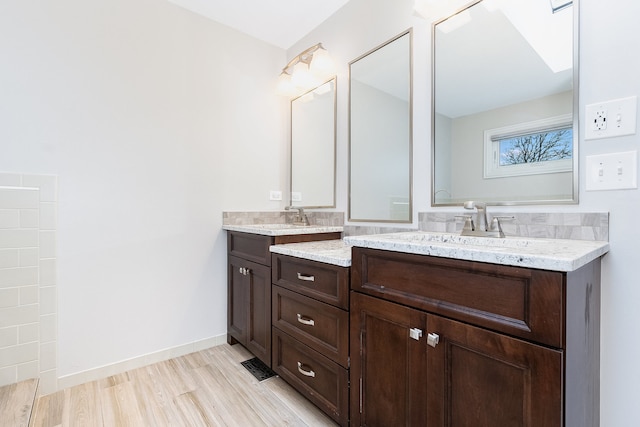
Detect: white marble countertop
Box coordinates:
(222, 223, 343, 236)
(344, 231, 610, 272)
(269, 239, 352, 267)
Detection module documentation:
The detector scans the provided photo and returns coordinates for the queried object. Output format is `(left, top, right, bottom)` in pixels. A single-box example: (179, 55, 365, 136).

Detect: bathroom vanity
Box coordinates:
(345, 232, 609, 427)
(224, 219, 609, 426)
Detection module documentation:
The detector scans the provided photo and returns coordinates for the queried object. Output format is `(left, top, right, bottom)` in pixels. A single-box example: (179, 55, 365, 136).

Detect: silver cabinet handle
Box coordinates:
(409, 328, 423, 341)
(427, 333, 440, 348)
(297, 272, 315, 282)
(297, 362, 316, 378)
(238, 267, 250, 276)
(296, 313, 315, 326)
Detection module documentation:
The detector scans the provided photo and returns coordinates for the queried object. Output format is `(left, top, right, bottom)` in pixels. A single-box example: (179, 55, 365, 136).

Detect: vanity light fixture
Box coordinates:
(277, 43, 335, 97)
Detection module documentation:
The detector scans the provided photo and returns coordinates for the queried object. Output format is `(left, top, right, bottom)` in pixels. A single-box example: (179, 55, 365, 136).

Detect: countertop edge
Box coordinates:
(222, 224, 344, 236)
(269, 240, 351, 267)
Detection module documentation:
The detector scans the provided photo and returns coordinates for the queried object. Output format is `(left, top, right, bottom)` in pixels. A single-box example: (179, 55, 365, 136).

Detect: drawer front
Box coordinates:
(227, 232, 273, 266)
(272, 286, 349, 367)
(272, 254, 349, 309)
(351, 247, 564, 348)
(272, 329, 349, 427)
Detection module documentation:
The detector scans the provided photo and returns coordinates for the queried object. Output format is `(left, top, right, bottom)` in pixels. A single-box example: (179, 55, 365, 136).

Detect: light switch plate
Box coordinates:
(586, 151, 638, 191)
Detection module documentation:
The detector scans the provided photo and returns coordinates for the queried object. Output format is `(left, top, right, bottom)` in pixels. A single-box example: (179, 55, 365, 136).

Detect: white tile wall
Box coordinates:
(0, 173, 58, 394)
(0, 186, 40, 386)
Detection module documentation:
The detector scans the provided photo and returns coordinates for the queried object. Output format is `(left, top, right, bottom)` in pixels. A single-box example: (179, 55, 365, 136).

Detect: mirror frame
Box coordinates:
(290, 77, 337, 209)
(349, 29, 413, 222)
(431, 0, 580, 207)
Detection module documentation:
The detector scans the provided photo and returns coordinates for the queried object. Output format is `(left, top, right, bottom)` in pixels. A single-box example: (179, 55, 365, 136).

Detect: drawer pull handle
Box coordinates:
(409, 327, 423, 341)
(427, 333, 440, 348)
(297, 362, 316, 378)
(238, 267, 250, 275)
(297, 272, 315, 282)
(296, 313, 315, 326)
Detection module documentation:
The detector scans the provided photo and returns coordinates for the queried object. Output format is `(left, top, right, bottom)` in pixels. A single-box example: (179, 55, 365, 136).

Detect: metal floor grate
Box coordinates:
(241, 357, 277, 382)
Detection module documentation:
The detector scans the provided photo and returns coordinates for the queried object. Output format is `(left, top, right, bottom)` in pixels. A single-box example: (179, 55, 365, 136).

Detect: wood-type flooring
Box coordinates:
(26, 343, 337, 426)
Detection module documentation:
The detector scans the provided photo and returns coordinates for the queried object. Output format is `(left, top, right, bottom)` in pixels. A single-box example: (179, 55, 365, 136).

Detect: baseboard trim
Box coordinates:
(56, 335, 227, 393)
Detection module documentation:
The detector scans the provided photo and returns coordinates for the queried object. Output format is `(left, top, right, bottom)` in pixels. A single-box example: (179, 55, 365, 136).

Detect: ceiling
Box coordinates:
(166, 0, 351, 49)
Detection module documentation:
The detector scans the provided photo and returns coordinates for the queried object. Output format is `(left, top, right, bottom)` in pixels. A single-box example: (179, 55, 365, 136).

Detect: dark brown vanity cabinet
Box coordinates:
(271, 253, 350, 426)
(227, 230, 341, 368)
(227, 232, 274, 366)
(350, 247, 602, 427)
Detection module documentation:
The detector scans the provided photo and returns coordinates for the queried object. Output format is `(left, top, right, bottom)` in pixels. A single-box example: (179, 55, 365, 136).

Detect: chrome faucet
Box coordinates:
(285, 206, 309, 226)
(460, 201, 512, 238)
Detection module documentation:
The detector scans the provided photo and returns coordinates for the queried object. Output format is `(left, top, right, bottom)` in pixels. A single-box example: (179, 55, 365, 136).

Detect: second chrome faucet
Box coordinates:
(459, 201, 512, 238)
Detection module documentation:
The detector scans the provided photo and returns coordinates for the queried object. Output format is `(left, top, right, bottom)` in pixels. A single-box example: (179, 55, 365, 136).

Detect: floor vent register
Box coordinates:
(241, 357, 277, 382)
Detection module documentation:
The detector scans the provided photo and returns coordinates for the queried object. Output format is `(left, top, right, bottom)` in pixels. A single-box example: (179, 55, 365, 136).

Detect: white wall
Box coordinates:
(291, 0, 640, 425)
(0, 0, 288, 382)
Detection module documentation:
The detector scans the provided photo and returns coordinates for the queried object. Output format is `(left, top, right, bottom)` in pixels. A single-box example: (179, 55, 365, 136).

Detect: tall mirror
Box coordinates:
(350, 30, 412, 222)
(432, 0, 578, 206)
(291, 78, 336, 208)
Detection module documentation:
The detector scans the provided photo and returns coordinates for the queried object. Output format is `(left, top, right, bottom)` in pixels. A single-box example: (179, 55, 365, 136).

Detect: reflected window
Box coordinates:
(484, 115, 573, 178)
(498, 127, 572, 166)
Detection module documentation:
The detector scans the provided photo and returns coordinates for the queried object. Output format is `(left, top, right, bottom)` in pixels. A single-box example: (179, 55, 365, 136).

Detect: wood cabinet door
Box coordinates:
(350, 292, 428, 427)
(426, 314, 563, 427)
(228, 255, 248, 345)
(246, 260, 272, 367)
(228, 255, 272, 367)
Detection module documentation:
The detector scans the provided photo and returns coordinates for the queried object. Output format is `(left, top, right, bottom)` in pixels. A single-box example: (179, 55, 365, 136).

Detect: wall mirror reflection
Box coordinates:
(350, 30, 412, 222)
(291, 78, 336, 208)
(432, 0, 578, 206)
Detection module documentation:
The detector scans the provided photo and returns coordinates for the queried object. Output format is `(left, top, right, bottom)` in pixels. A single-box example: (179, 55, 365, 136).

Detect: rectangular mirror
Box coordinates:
(349, 30, 412, 222)
(432, 0, 578, 206)
(291, 78, 336, 208)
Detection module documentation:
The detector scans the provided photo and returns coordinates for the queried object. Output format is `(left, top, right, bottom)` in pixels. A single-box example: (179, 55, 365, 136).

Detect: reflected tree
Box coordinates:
(501, 129, 572, 166)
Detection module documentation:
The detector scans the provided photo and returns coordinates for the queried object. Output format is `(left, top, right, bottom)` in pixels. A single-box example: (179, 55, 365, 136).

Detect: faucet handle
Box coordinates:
(489, 216, 514, 233)
(455, 215, 475, 232)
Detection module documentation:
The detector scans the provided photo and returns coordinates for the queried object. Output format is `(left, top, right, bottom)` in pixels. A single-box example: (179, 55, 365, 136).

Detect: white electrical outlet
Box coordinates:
(593, 109, 607, 130)
(291, 192, 302, 202)
(585, 96, 637, 140)
(269, 190, 282, 201)
(585, 151, 637, 191)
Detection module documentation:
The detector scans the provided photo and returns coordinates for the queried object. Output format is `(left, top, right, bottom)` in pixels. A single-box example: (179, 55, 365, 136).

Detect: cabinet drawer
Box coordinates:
(272, 254, 349, 309)
(352, 247, 564, 348)
(272, 286, 349, 367)
(228, 232, 273, 266)
(272, 328, 349, 427)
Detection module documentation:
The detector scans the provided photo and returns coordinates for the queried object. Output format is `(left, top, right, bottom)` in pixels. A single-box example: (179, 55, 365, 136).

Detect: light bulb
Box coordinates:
(276, 71, 296, 97)
(309, 47, 335, 77)
(291, 61, 319, 90)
